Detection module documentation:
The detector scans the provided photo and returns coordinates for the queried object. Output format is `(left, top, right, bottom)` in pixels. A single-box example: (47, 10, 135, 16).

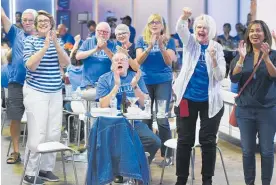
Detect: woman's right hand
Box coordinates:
(149, 34, 157, 48)
(44, 31, 51, 50)
(238, 40, 247, 59)
(181, 7, 192, 20)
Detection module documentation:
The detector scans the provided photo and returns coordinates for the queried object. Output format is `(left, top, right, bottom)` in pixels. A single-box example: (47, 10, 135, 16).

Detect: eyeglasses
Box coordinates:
(97, 30, 109, 34)
(37, 19, 50, 24)
(116, 32, 128, 37)
(149, 21, 161, 25)
(22, 19, 34, 23)
(113, 58, 128, 62)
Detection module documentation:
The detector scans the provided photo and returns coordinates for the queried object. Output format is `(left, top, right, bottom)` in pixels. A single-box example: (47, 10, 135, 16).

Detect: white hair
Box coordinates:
(96, 22, 111, 32)
(193, 14, 216, 40)
(22, 9, 38, 19)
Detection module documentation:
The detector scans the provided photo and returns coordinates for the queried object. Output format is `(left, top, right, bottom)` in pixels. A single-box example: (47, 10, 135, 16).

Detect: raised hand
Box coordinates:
(131, 69, 141, 88)
(50, 30, 58, 47)
(149, 34, 157, 48)
(208, 46, 216, 59)
(181, 7, 192, 20)
(44, 31, 51, 49)
(158, 35, 166, 50)
(238, 40, 247, 59)
(260, 42, 270, 61)
(116, 45, 130, 57)
(74, 34, 81, 43)
(96, 38, 107, 51)
(114, 69, 121, 86)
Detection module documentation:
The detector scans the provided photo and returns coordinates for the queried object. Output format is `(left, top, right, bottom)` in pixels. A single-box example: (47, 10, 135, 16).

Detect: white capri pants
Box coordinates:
(23, 85, 63, 176)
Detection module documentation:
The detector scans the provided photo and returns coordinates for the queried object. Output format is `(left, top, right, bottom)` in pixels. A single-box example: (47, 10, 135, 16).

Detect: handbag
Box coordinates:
(229, 54, 263, 127)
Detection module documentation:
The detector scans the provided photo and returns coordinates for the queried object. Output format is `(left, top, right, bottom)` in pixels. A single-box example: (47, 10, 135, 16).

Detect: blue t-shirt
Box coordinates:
(96, 70, 148, 109)
(78, 37, 117, 88)
(184, 44, 209, 102)
(129, 25, 136, 43)
(135, 36, 176, 85)
(67, 65, 83, 91)
(6, 25, 29, 85)
(1, 64, 9, 88)
(61, 33, 75, 45)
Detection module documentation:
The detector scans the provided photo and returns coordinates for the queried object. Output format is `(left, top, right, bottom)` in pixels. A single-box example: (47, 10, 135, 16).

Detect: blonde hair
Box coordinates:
(142, 14, 163, 45)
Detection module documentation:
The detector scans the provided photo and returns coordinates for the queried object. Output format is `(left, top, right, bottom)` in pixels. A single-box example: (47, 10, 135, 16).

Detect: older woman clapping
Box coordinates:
(23, 10, 70, 184)
(173, 8, 226, 185)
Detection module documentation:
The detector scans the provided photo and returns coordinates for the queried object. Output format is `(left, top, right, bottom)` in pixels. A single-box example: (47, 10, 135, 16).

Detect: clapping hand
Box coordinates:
(260, 42, 270, 61)
(114, 69, 121, 86)
(238, 40, 247, 59)
(131, 69, 141, 88)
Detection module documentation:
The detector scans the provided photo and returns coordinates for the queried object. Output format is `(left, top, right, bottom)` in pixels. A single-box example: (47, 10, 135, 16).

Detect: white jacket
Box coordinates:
(173, 18, 226, 118)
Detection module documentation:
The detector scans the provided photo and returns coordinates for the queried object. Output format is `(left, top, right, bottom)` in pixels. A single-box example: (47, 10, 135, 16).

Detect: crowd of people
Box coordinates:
(1, 3, 276, 185)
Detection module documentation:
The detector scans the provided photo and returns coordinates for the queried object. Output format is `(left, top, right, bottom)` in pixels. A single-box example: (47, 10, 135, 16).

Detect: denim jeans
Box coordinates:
(144, 81, 172, 157)
(236, 106, 276, 185)
(134, 121, 161, 163)
(175, 100, 224, 180)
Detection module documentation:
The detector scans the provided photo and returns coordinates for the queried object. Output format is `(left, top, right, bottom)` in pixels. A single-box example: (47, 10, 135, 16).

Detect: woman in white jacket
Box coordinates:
(173, 8, 226, 185)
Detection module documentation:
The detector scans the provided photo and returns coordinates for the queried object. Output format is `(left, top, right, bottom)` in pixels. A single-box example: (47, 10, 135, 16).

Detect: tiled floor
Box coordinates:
(1, 122, 276, 185)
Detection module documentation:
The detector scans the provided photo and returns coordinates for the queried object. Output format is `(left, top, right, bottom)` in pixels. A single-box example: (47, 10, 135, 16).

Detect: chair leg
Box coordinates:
(217, 146, 230, 185)
(22, 124, 27, 147)
(19, 150, 31, 185)
(33, 154, 42, 185)
(67, 115, 75, 145)
(160, 147, 168, 184)
(145, 154, 152, 185)
(61, 151, 67, 184)
(190, 147, 195, 185)
(77, 118, 81, 147)
(7, 139, 12, 156)
(71, 153, 79, 185)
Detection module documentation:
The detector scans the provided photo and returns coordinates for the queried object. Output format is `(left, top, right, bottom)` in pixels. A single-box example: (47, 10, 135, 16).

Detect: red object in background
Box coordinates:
(64, 76, 70, 84)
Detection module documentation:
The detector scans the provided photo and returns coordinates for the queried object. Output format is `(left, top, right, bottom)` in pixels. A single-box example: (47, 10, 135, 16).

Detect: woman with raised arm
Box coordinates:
(173, 8, 226, 185)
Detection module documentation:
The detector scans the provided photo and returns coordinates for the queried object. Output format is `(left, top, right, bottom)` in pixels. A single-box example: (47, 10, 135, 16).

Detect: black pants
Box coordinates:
(175, 100, 224, 179)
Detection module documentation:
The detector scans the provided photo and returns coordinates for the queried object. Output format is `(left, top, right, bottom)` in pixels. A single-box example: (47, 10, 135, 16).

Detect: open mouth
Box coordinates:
(117, 66, 123, 69)
(198, 33, 206, 38)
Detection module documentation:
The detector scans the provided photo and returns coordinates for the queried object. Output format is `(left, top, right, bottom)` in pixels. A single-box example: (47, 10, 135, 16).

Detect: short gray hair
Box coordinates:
(22, 9, 38, 19)
(193, 14, 216, 40)
(96, 22, 111, 33)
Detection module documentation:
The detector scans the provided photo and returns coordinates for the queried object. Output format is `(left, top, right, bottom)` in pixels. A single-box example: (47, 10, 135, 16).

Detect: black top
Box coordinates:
(230, 50, 276, 108)
(127, 43, 136, 71)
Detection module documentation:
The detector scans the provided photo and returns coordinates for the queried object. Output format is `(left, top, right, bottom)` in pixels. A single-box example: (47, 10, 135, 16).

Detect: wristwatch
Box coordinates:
(236, 62, 244, 68)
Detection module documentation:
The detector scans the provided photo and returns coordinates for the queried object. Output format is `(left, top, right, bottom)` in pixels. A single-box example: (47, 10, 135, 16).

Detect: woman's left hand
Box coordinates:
(131, 69, 141, 88)
(208, 47, 216, 60)
(51, 30, 59, 47)
(260, 42, 270, 61)
(158, 35, 166, 51)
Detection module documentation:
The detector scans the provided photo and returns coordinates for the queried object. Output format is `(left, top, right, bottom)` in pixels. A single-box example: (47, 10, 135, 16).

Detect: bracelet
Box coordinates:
(236, 63, 244, 68)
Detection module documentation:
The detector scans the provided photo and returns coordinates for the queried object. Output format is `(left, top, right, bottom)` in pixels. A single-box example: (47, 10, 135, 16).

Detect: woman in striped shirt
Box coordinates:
(22, 10, 70, 184)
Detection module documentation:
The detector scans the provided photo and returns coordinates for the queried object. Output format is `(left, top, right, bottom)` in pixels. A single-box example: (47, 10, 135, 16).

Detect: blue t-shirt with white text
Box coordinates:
(184, 44, 209, 102)
(78, 37, 117, 88)
(135, 36, 176, 85)
(96, 70, 148, 109)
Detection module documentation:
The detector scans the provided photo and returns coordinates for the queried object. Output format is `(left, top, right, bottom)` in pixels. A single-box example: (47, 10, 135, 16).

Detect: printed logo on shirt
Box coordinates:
(117, 83, 134, 95)
(93, 50, 109, 58)
(142, 43, 167, 53)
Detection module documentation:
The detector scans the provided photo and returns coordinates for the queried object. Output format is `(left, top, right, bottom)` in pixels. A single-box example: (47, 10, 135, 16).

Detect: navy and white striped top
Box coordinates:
(23, 36, 63, 93)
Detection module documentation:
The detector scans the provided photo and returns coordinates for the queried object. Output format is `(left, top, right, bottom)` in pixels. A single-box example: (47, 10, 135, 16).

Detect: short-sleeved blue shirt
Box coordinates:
(61, 33, 75, 45)
(6, 25, 29, 85)
(96, 70, 148, 109)
(78, 37, 117, 88)
(135, 36, 176, 85)
(1, 64, 9, 88)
